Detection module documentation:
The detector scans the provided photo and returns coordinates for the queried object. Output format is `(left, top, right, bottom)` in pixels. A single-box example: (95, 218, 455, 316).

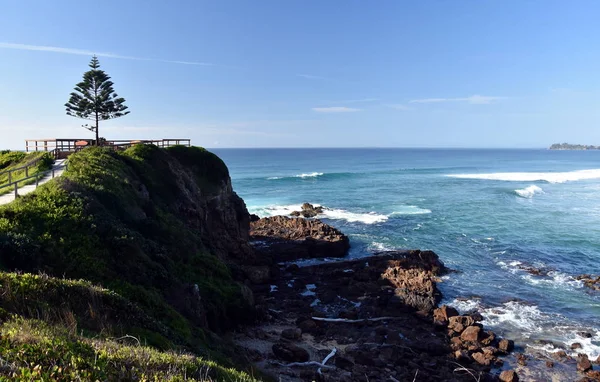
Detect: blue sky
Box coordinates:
(1, 0, 599, 149)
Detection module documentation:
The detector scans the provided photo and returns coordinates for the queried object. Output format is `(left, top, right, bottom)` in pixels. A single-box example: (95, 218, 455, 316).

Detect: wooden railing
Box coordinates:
(25, 138, 191, 159)
(0, 158, 65, 198)
(0, 154, 48, 186)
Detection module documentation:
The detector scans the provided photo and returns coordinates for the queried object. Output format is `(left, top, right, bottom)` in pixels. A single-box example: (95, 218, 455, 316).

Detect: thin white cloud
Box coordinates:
(312, 107, 360, 113)
(409, 95, 506, 105)
(386, 104, 411, 110)
(328, 98, 379, 104)
(0, 42, 213, 66)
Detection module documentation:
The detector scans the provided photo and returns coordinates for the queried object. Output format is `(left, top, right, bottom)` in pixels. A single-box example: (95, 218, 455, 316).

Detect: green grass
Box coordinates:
(0, 317, 258, 381)
(0, 145, 259, 380)
(0, 152, 53, 195)
(0, 151, 26, 169)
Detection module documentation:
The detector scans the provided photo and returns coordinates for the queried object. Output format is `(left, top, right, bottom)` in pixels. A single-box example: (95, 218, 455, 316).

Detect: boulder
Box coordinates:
(480, 331, 496, 346)
(334, 356, 354, 371)
(577, 354, 593, 373)
(449, 316, 475, 333)
(552, 350, 568, 360)
(272, 342, 310, 363)
(243, 266, 271, 284)
(575, 274, 600, 291)
(472, 351, 492, 366)
(498, 338, 514, 353)
(249, 214, 260, 222)
(250, 216, 350, 260)
(293, 203, 325, 218)
(460, 325, 481, 342)
(433, 305, 459, 324)
(499, 370, 519, 382)
(571, 342, 582, 350)
(281, 328, 302, 340)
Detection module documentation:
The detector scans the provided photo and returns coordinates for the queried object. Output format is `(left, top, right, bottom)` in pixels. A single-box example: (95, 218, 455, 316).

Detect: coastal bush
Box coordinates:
(0, 152, 53, 195)
(0, 317, 258, 381)
(0, 145, 256, 380)
(0, 151, 26, 169)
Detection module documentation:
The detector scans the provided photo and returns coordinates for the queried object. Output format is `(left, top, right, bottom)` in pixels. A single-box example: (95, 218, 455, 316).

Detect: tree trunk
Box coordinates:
(95, 112, 99, 146)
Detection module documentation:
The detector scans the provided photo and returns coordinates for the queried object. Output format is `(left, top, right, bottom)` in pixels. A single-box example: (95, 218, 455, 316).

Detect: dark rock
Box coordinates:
(460, 326, 481, 342)
(433, 305, 459, 324)
(285, 264, 300, 273)
(552, 350, 568, 360)
(335, 356, 354, 371)
(578, 331, 593, 338)
(546, 361, 554, 368)
(470, 311, 484, 322)
(281, 328, 302, 340)
(250, 216, 350, 260)
(480, 331, 496, 346)
(499, 370, 519, 382)
(472, 351, 492, 366)
(298, 319, 318, 333)
(498, 339, 514, 353)
(516, 353, 527, 366)
(578, 354, 593, 372)
(586, 370, 600, 380)
(249, 214, 260, 222)
(572, 342, 583, 350)
(449, 316, 475, 333)
(454, 349, 470, 362)
(272, 342, 310, 362)
(575, 274, 600, 291)
(243, 266, 271, 284)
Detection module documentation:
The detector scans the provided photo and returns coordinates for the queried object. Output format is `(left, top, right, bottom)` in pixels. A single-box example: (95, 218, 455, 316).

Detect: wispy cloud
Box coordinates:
(409, 95, 506, 105)
(312, 106, 360, 113)
(386, 104, 411, 110)
(0, 42, 213, 66)
(328, 98, 379, 104)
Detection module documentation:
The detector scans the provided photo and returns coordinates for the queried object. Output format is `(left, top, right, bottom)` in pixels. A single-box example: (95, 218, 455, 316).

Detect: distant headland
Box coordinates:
(549, 143, 600, 150)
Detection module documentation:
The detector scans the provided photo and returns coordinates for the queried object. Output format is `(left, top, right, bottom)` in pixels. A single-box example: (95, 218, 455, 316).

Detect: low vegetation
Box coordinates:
(0, 146, 260, 381)
(0, 151, 53, 195)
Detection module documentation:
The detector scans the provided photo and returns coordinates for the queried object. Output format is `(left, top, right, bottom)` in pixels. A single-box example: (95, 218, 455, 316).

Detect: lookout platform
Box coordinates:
(25, 138, 191, 159)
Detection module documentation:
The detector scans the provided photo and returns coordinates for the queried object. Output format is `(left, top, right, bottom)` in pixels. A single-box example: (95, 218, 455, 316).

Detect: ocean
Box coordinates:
(212, 148, 600, 359)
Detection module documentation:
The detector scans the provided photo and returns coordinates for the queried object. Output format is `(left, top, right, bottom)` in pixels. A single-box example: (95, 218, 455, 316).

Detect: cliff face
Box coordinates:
(0, 145, 255, 337)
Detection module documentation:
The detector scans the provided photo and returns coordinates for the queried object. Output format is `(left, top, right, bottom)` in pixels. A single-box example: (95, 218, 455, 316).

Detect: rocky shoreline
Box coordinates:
(235, 213, 529, 381)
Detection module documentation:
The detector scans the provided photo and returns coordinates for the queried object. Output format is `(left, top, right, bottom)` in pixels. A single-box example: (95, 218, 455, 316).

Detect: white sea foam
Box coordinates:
(515, 185, 544, 198)
(450, 298, 600, 358)
(250, 203, 388, 224)
(295, 172, 324, 178)
(369, 242, 395, 252)
(266, 172, 324, 180)
(448, 169, 600, 183)
(389, 205, 432, 215)
(522, 271, 583, 289)
(320, 208, 388, 224)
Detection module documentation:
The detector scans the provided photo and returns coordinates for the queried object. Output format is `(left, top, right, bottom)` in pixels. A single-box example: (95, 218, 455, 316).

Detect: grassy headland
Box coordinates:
(0, 146, 259, 381)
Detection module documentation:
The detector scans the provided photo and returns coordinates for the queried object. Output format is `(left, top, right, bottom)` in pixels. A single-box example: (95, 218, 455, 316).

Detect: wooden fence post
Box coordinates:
(14, 183, 18, 198)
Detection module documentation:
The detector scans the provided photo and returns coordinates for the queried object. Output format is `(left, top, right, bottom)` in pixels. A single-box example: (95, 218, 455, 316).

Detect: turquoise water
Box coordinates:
(213, 148, 600, 357)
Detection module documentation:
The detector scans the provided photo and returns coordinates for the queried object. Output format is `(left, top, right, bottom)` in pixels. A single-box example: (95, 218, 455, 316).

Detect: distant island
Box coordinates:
(549, 143, 600, 150)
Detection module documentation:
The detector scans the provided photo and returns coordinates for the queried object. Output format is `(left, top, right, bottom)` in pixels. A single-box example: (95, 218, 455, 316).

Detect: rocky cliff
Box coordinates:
(0, 145, 260, 379)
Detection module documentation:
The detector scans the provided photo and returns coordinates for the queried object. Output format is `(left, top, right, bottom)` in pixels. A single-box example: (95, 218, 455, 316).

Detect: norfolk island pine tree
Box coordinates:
(65, 56, 130, 146)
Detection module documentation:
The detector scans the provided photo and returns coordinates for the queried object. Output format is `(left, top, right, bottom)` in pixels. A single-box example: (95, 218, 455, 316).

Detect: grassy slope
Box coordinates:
(0, 151, 53, 195)
(0, 146, 260, 381)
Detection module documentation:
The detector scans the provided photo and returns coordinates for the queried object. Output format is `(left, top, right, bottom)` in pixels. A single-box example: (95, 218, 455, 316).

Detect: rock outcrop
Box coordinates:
(234, 250, 511, 381)
(250, 215, 350, 261)
(289, 202, 324, 218)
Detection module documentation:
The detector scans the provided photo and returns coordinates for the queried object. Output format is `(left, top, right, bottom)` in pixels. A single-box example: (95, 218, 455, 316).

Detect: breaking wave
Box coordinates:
(515, 185, 544, 198)
(448, 169, 600, 183)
